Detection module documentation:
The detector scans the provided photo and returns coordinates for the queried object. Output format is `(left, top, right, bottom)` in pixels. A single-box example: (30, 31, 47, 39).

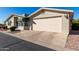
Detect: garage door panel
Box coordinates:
(33, 17, 62, 32)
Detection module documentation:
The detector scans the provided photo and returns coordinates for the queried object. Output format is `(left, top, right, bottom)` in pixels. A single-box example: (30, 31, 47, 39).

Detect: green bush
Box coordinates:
(10, 26, 16, 31)
(72, 22, 79, 30)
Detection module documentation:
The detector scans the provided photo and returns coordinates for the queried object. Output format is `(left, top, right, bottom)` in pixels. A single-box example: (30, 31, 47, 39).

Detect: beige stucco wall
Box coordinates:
(62, 15, 69, 34)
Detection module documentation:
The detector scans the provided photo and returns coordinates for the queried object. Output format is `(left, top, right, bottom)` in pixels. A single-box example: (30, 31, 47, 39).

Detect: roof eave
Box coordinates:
(27, 7, 73, 18)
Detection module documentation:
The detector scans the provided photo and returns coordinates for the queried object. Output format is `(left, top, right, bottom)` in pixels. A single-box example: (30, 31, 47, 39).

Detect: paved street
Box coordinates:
(0, 32, 55, 51)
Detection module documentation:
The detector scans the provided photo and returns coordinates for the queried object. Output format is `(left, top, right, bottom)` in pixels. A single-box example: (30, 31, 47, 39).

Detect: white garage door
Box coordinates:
(33, 17, 62, 32)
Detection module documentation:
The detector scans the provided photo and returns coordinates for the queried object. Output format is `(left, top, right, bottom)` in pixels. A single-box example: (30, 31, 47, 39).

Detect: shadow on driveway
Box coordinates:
(0, 32, 55, 51)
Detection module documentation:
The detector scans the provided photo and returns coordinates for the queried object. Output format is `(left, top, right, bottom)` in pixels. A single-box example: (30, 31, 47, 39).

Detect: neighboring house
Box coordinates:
(4, 14, 30, 30)
(28, 8, 73, 34)
(0, 23, 7, 31)
(4, 8, 73, 34)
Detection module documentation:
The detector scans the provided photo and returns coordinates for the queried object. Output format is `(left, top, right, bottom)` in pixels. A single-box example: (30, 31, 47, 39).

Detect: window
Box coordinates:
(8, 21, 12, 26)
(18, 21, 24, 26)
(14, 17, 18, 20)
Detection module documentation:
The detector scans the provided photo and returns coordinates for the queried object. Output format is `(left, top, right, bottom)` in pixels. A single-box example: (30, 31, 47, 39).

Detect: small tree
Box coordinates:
(22, 14, 29, 26)
(72, 19, 79, 30)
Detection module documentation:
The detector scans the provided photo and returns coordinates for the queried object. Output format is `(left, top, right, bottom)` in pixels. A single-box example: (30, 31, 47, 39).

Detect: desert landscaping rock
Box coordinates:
(66, 31, 79, 50)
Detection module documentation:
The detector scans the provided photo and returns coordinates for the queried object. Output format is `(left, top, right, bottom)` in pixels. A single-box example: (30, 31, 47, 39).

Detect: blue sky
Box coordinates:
(0, 7, 79, 23)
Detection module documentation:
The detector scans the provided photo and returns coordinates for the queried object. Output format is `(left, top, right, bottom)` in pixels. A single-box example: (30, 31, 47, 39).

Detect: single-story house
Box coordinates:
(28, 8, 73, 34)
(4, 14, 30, 30)
(4, 8, 73, 34)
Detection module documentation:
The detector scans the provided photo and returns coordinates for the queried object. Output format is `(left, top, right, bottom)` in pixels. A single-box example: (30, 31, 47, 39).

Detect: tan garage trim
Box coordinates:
(33, 16, 62, 20)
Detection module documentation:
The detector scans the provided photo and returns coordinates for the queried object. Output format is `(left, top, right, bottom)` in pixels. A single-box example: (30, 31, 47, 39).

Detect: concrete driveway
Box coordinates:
(0, 32, 55, 51)
(14, 31, 68, 51)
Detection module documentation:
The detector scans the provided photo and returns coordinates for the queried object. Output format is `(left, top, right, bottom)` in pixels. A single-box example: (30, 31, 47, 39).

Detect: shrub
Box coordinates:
(10, 26, 16, 31)
(72, 23, 79, 30)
